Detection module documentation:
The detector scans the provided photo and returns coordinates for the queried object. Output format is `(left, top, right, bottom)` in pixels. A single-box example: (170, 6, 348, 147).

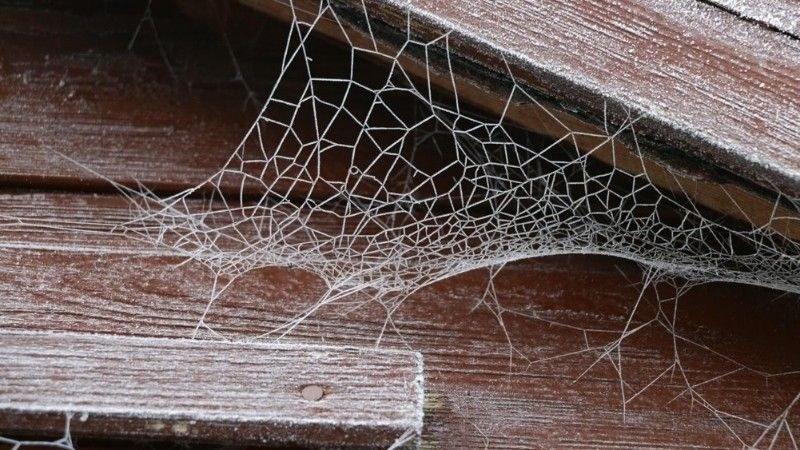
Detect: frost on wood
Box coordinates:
(95, 0, 800, 310)
(3, 0, 800, 447)
(706, 0, 800, 36)
(0, 331, 424, 448)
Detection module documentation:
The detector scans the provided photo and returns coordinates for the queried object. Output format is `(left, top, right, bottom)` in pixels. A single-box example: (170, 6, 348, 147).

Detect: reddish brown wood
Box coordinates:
(240, 0, 800, 241)
(0, 2, 798, 448)
(0, 4, 282, 196)
(0, 3, 414, 203)
(705, 0, 799, 36)
(355, 0, 800, 194)
(0, 191, 798, 448)
(0, 331, 423, 448)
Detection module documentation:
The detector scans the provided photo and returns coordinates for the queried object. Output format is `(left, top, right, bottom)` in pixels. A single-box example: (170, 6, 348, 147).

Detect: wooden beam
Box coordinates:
(1, 3, 798, 447)
(704, 0, 799, 37)
(353, 0, 800, 194)
(0, 198, 798, 447)
(0, 331, 424, 448)
(2, 2, 798, 241)
(238, 0, 800, 241)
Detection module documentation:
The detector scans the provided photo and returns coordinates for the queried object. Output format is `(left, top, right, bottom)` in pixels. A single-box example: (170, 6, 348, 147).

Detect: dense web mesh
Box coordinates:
(3, 0, 800, 448)
(108, 1, 800, 318)
(109, 2, 798, 445)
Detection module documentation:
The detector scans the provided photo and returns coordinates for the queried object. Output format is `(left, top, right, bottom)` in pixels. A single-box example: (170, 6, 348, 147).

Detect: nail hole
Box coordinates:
(301, 384, 324, 401)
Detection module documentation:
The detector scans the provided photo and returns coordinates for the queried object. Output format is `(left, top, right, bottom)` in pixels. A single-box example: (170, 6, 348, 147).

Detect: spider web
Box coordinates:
(3, 0, 800, 448)
(112, 1, 799, 446)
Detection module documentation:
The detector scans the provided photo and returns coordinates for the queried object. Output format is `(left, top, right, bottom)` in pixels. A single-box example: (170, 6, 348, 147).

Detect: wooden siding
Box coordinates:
(0, 331, 424, 448)
(0, 1, 798, 448)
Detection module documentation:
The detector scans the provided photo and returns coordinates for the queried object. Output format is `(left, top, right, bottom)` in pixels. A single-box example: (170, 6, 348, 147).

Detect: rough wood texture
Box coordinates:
(241, 0, 800, 241)
(0, 192, 798, 448)
(706, 0, 799, 36)
(0, 5, 252, 194)
(0, 331, 423, 448)
(1, 2, 799, 448)
(1, 0, 797, 240)
(357, 0, 800, 193)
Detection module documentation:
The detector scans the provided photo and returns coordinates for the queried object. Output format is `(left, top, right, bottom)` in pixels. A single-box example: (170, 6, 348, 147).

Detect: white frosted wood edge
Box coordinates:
(0, 330, 424, 448)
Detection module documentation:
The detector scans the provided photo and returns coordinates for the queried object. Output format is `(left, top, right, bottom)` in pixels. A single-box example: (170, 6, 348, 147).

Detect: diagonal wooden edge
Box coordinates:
(0, 330, 425, 449)
(240, 0, 800, 243)
(356, 0, 800, 193)
(703, 0, 799, 37)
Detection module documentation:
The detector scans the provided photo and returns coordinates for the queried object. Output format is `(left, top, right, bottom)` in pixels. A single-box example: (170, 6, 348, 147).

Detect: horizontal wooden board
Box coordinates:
(1, 2, 799, 448)
(0, 5, 255, 194)
(0, 331, 423, 448)
(0, 3, 416, 203)
(0, 229, 797, 447)
(2, 1, 798, 244)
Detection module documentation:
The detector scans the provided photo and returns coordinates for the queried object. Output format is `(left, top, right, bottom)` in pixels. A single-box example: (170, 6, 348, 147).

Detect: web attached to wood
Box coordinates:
(110, 1, 799, 317)
(112, 1, 800, 446)
(5, 0, 799, 447)
(96, 2, 800, 445)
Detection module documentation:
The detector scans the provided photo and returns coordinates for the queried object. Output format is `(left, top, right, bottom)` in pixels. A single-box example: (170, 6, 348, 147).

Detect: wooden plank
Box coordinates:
(705, 0, 800, 36)
(0, 331, 424, 448)
(0, 6, 246, 194)
(240, 0, 800, 242)
(2, 1, 798, 242)
(0, 3, 798, 448)
(0, 242, 797, 447)
(0, 4, 295, 196)
(353, 0, 800, 193)
(0, 2, 800, 237)
(0, 3, 411, 202)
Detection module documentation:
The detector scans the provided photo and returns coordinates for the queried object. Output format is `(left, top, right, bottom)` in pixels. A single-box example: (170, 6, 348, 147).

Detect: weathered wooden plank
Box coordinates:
(0, 245, 797, 448)
(0, 6, 246, 194)
(0, 4, 281, 196)
(1, 3, 798, 448)
(4, 334, 424, 449)
(705, 0, 799, 36)
(240, 0, 800, 242)
(0, 331, 423, 448)
(355, 0, 800, 193)
(2, 1, 798, 240)
(0, 3, 415, 204)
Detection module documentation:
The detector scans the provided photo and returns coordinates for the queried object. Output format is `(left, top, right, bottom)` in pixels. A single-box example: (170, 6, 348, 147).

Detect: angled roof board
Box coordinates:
(705, 0, 800, 37)
(244, 0, 800, 198)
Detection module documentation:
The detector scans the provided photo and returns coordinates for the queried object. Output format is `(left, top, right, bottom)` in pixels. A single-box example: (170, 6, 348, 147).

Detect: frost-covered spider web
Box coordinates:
(110, 0, 800, 317)
(109, 0, 800, 445)
(4, 0, 800, 447)
(98, 1, 799, 445)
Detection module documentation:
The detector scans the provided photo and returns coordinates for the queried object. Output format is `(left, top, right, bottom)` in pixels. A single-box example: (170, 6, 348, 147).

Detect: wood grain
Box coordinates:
(0, 331, 423, 448)
(2, 1, 797, 242)
(0, 3, 414, 203)
(1, 2, 799, 448)
(705, 0, 799, 36)
(0, 227, 797, 448)
(359, 0, 800, 193)
(241, 0, 800, 242)
(0, 4, 270, 195)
